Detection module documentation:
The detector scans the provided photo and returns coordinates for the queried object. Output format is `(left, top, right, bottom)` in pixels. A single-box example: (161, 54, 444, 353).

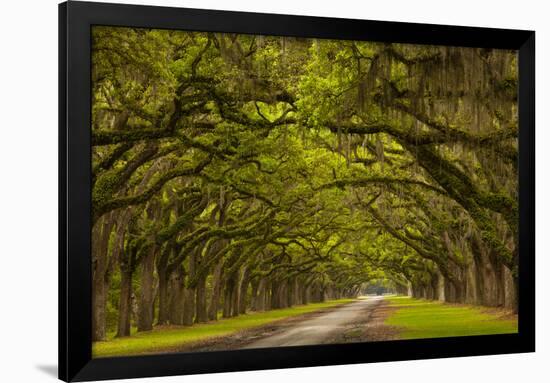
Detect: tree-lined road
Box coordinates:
(91, 27, 519, 356)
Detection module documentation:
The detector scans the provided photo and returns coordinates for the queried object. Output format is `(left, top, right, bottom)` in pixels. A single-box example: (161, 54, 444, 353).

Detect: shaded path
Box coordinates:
(241, 296, 383, 349)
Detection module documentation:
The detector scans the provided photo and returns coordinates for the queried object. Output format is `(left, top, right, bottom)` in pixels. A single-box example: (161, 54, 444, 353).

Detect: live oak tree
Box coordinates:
(90, 27, 518, 341)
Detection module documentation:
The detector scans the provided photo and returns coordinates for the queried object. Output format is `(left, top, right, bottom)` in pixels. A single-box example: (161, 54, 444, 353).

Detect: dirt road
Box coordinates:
(241, 296, 383, 349)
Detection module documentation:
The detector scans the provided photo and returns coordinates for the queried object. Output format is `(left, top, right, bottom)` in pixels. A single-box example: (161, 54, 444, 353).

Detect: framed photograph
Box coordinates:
(59, 1, 535, 381)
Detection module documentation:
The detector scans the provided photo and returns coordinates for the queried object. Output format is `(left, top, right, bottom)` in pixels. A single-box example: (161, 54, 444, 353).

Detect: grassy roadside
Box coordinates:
(93, 299, 355, 358)
(383, 296, 518, 339)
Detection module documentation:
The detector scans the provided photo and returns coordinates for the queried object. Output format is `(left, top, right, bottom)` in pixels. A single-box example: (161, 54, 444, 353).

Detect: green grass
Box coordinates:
(384, 296, 518, 339)
(93, 299, 354, 358)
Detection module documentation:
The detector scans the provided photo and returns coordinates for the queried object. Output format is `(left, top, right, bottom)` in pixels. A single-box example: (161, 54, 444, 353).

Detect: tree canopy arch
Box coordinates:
(90, 26, 518, 342)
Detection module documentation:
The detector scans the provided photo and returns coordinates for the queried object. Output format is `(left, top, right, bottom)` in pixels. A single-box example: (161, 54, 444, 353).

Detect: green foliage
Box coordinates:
(90, 26, 519, 344)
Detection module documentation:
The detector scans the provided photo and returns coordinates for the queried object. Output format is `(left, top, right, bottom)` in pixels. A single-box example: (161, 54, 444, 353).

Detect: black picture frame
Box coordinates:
(59, 1, 535, 381)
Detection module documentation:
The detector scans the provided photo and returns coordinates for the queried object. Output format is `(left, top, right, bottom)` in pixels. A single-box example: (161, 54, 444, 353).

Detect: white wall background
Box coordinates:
(0, 0, 546, 381)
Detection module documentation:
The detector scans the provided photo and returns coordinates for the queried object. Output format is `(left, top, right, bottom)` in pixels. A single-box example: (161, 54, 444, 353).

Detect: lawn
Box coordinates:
(93, 299, 354, 358)
(384, 296, 518, 339)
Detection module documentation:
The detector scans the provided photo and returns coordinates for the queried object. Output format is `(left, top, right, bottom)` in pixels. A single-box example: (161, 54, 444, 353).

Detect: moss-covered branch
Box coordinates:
(92, 156, 211, 223)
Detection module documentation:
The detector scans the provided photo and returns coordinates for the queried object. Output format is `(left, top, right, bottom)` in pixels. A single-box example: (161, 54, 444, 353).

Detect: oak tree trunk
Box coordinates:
(207, 260, 223, 320)
(195, 274, 208, 323)
(137, 246, 156, 332)
(116, 265, 133, 337)
(92, 214, 115, 341)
